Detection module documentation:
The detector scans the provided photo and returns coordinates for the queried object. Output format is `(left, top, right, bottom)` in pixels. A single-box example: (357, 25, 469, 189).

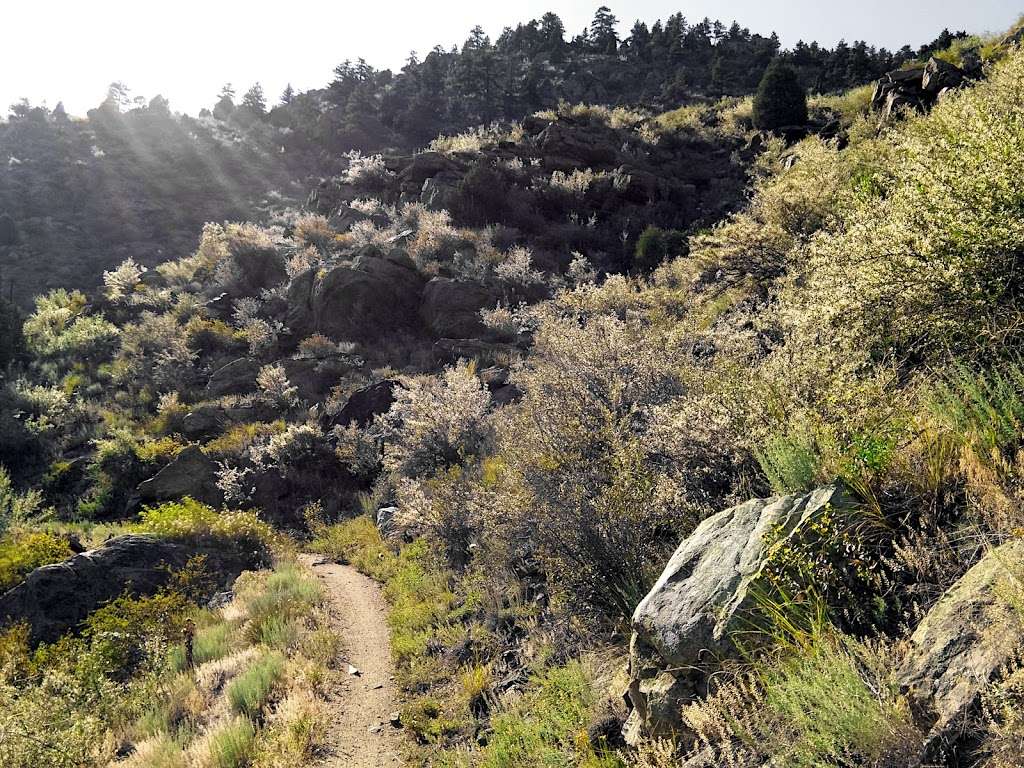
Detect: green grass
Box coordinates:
(207, 716, 257, 768)
(310, 514, 396, 581)
(441, 662, 623, 768)
(168, 617, 236, 672)
(227, 651, 285, 719)
(758, 636, 911, 768)
(240, 563, 322, 646)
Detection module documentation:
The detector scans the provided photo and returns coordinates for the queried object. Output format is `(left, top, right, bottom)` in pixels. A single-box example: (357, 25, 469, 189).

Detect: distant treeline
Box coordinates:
(246, 6, 965, 150)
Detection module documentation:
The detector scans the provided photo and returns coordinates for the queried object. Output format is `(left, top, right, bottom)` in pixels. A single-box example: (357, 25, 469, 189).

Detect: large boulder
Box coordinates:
(136, 446, 223, 508)
(420, 278, 501, 339)
(281, 355, 360, 403)
(206, 357, 260, 398)
(922, 57, 966, 95)
(334, 380, 403, 428)
(897, 540, 1024, 758)
(0, 534, 263, 644)
(288, 247, 425, 344)
(536, 121, 619, 167)
(625, 484, 855, 744)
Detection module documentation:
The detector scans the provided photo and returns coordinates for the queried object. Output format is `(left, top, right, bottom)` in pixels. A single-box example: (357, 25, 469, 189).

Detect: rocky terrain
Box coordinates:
(2, 9, 1024, 768)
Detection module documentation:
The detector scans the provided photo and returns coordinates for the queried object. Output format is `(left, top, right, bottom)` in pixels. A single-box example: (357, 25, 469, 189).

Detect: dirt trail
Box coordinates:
(299, 553, 404, 767)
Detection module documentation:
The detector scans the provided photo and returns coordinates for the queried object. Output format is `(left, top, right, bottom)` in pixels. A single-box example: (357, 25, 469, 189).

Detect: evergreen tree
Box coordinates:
(280, 83, 295, 104)
(590, 6, 619, 54)
(242, 83, 267, 116)
(752, 59, 808, 130)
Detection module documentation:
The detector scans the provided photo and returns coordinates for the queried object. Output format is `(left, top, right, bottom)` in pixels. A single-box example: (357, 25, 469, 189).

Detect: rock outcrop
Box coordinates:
(205, 357, 260, 398)
(136, 445, 223, 508)
(287, 247, 425, 343)
(0, 534, 262, 644)
(872, 57, 979, 122)
(625, 484, 855, 744)
(897, 539, 1024, 759)
(420, 277, 501, 339)
(335, 380, 403, 428)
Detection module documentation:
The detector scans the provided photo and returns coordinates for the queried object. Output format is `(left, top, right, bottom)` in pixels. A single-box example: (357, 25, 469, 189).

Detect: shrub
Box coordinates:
(445, 662, 622, 768)
(634, 227, 688, 272)
(207, 716, 257, 768)
(227, 651, 285, 718)
(135, 498, 279, 555)
(0, 531, 71, 591)
(380, 366, 492, 480)
(792, 47, 1024, 364)
(753, 60, 808, 130)
(310, 515, 396, 582)
(292, 214, 334, 251)
(684, 632, 917, 767)
(236, 563, 323, 646)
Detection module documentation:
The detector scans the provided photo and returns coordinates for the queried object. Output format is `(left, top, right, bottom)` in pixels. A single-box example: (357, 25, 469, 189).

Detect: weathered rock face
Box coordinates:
(0, 534, 263, 644)
(288, 247, 426, 344)
(136, 445, 223, 508)
(420, 277, 501, 339)
(182, 404, 225, 439)
(206, 357, 260, 398)
(335, 380, 403, 428)
(230, 246, 287, 298)
(625, 484, 855, 744)
(871, 57, 978, 122)
(281, 356, 360, 403)
(897, 540, 1024, 757)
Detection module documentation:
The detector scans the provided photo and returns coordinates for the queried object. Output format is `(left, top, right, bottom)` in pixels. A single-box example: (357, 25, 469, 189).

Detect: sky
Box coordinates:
(3, 0, 1021, 117)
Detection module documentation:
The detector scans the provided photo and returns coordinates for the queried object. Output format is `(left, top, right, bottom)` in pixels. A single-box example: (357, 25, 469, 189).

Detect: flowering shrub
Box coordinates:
(342, 150, 392, 192)
(380, 366, 491, 479)
(256, 363, 298, 407)
(135, 497, 279, 554)
(22, 290, 118, 366)
(101, 258, 145, 305)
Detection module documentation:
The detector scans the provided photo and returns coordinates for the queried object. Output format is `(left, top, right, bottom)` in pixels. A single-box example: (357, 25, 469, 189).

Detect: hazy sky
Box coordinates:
(4, 1, 1021, 117)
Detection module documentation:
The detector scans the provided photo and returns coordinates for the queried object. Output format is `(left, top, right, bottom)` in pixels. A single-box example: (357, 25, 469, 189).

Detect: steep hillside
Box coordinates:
(3, 13, 1024, 768)
(0, 98, 315, 306)
(0, 6, 943, 307)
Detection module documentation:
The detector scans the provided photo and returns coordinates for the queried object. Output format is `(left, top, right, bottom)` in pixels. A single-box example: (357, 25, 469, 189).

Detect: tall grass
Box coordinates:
(207, 717, 256, 768)
(227, 651, 285, 719)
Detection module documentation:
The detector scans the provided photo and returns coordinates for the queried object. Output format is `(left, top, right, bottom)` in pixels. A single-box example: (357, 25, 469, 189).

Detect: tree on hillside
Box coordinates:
(590, 6, 619, 54)
(280, 83, 295, 105)
(213, 84, 235, 120)
(242, 83, 267, 116)
(752, 59, 807, 130)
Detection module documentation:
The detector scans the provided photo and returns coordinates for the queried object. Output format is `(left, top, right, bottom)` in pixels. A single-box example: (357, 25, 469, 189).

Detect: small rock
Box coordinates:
(368, 724, 383, 734)
(389, 711, 402, 726)
(348, 664, 361, 676)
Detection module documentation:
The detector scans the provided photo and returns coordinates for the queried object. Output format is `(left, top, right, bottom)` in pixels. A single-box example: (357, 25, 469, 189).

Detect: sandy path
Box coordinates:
(299, 553, 405, 767)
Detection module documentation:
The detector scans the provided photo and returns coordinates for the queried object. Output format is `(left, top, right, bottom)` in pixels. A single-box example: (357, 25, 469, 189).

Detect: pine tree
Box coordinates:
(242, 83, 267, 116)
(752, 59, 807, 130)
(280, 83, 295, 105)
(590, 6, 619, 54)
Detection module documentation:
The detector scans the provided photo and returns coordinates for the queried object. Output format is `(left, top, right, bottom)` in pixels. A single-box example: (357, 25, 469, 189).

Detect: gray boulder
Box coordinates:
(136, 445, 223, 508)
(335, 380, 403, 428)
(897, 539, 1024, 757)
(206, 357, 260, 398)
(288, 247, 425, 344)
(625, 484, 855, 744)
(0, 534, 263, 644)
(420, 278, 501, 339)
(181, 404, 225, 439)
